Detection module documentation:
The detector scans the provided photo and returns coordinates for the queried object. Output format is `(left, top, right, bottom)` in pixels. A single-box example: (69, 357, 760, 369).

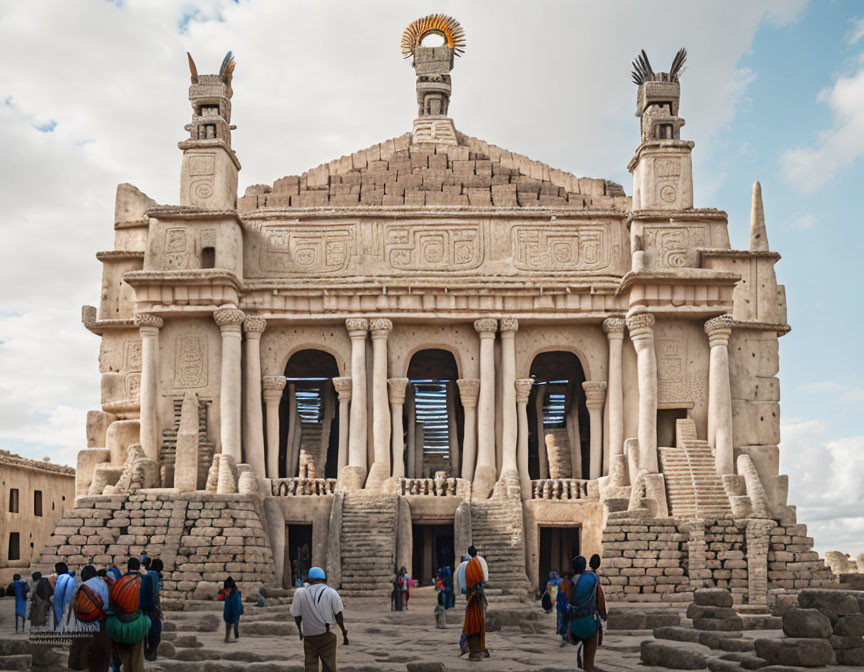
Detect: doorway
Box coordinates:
(411, 523, 455, 585)
(285, 523, 313, 588)
(657, 408, 688, 448)
(538, 525, 580, 592)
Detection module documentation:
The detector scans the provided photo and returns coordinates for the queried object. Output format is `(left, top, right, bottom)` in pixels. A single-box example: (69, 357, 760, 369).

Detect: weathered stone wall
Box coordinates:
(601, 514, 834, 603)
(37, 491, 276, 600)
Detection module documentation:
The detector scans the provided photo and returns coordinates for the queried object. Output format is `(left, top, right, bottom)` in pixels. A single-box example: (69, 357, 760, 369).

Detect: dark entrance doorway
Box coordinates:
(538, 525, 580, 592)
(411, 523, 455, 585)
(285, 523, 313, 588)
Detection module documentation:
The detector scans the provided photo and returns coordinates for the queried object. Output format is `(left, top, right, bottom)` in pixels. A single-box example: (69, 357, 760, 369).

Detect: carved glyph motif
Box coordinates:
(512, 224, 611, 271)
(656, 338, 687, 403)
(188, 152, 215, 203)
(174, 336, 208, 389)
(125, 372, 141, 399)
(165, 227, 190, 269)
(385, 224, 483, 271)
(124, 339, 142, 372)
(643, 224, 707, 269)
(260, 223, 353, 274)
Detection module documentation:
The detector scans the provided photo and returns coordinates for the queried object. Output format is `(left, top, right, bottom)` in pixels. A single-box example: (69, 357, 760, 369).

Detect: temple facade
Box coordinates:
(40, 16, 835, 604)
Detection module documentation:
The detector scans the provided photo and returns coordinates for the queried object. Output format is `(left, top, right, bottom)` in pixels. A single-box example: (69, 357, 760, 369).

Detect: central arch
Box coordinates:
(528, 351, 590, 480)
(404, 348, 463, 478)
(279, 349, 340, 479)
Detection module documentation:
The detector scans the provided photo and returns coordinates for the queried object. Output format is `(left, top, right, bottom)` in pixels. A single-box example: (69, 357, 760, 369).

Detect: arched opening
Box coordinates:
(528, 351, 590, 480)
(279, 349, 340, 479)
(405, 349, 462, 478)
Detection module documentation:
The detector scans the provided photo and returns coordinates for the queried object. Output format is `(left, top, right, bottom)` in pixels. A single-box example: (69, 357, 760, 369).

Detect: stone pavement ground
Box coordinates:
(0, 586, 668, 671)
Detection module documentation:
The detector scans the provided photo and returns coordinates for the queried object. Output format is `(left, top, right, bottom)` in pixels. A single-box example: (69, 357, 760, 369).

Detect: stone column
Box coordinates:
(499, 318, 519, 477)
(515, 379, 534, 499)
(135, 313, 163, 463)
(406, 384, 417, 477)
(262, 376, 287, 479)
(582, 381, 607, 480)
(388, 378, 408, 478)
(535, 387, 548, 478)
(214, 304, 245, 463)
(603, 317, 626, 474)
(345, 319, 369, 485)
(626, 312, 658, 473)
(243, 315, 267, 478)
(367, 318, 393, 488)
(457, 378, 480, 481)
(473, 318, 498, 498)
(332, 377, 352, 477)
(705, 314, 734, 475)
(446, 382, 460, 477)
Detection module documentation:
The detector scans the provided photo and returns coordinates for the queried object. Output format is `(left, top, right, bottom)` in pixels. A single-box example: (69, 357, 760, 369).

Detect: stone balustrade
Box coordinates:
(531, 478, 591, 501)
(270, 477, 337, 496)
(399, 476, 468, 497)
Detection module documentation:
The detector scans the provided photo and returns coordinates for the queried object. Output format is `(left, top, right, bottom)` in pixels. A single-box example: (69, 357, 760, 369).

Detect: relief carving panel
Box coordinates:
(260, 222, 354, 274)
(385, 224, 483, 271)
(643, 224, 707, 269)
(174, 335, 208, 389)
(165, 227, 191, 269)
(512, 224, 611, 271)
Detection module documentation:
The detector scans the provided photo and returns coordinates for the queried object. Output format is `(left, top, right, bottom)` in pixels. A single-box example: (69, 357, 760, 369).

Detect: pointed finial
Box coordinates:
(749, 181, 769, 251)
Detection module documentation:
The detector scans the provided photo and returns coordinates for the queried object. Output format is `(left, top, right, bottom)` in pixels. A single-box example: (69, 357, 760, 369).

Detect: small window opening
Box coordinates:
(8, 533, 20, 561)
(200, 104, 219, 118)
(8, 488, 19, 513)
(34, 490, 42, 517)
(201, 246, 216, 269)
(202, 124, 216, 139)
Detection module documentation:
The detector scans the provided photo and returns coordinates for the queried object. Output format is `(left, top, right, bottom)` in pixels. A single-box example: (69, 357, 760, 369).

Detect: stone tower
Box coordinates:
(628, 49, 693, 210)
(179, 52, 240, 210)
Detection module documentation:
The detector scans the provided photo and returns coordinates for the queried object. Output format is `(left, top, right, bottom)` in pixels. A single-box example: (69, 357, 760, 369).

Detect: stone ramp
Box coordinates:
(338, 493, 398, 600)
(658, 419, 732, 519)
(469, 494, 531, 598)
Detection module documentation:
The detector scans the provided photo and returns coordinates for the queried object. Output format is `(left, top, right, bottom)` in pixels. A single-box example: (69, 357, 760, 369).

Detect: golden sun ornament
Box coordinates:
(401, 14, 466, 58)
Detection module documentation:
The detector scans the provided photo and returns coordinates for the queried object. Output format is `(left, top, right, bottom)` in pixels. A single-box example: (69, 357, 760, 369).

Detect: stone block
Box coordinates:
(798, 589, 861, 621)
(687, 605, 739, 620)
(641, 640, 706, 669)
(782, 608, 832, 639)
(693, 617, 744, 631)
(754, 637, 834, 667)
(694, 588, 734, 608)
(834, 614, 864, 637)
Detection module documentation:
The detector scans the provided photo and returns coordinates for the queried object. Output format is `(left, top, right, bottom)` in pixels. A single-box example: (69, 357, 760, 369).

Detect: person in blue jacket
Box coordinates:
(222, 577, 244, 642)
(53, 562, 76, 630)
(9, 574, 29, 633)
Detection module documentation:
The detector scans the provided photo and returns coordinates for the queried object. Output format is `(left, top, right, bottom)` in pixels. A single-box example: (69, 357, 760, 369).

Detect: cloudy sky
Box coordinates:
(1, 0, 862, 555)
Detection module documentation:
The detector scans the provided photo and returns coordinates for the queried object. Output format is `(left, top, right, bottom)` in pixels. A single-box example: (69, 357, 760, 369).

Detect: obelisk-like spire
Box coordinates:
(749, 181, 769, 251)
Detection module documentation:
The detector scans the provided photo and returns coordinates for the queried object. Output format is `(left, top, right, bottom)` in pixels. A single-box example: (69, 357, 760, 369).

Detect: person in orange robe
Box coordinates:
(463, 554, 488, 661)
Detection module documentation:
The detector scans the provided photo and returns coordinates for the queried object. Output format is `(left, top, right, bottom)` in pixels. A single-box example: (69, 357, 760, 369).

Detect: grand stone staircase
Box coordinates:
(338, 493, 398, 599)
(658, 419, 732, 519)
(469, 494, 532, 598)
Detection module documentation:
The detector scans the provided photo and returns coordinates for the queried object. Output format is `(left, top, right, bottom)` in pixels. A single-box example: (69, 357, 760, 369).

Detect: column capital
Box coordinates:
(514, 378, 534, 404)
(388, 377, 409, 404)
(333, 376, 352, 401)
(603, 316, 626, 336)
(262, 375, 287, 391)
(474, 318, 498, 335)
(134, 313, 164, 329)
(370, 318, 393, 338)
(457, 378, 481, 407)
(214, 304, 245, 330)
(582, 381, 608, 408)
(345, 318, 369, 337)
(499, 317, 519, 333)
(705, 314, 733, 347)
(243, 314, 267, 335)
(626, 312, 655, 345)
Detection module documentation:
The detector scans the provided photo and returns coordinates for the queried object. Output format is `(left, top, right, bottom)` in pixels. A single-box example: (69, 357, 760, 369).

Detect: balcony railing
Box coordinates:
(531, 478, 591, 500)
(399, 476, 468, 497)
(271, 477, 337, 496)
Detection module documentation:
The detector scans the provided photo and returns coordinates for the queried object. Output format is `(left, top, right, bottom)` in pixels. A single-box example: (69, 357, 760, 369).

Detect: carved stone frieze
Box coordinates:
(345, 318, 369, 335)
(243, 315, 267, 334)
(134, 313, 164, 329)
(499, 318, 519, 333)
(213, 305, 245, 328)
(602, 316, 626, 334)
(473, 318, 497, 334)
(512, 224, 611, 271)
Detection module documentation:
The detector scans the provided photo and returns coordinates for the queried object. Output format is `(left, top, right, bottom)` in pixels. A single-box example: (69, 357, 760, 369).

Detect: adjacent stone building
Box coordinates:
(1, 451, 75, 584)
(38, 16, 835, 604)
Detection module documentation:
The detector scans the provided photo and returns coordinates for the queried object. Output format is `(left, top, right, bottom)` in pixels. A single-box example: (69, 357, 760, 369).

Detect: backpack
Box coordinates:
(74, 584, 105, 622)
(110, 574, 141, 617)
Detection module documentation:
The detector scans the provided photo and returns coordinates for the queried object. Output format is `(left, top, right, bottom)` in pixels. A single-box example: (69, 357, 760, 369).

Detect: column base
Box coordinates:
(364, 461, 390, 491)
(493, 469, 522, 500)
(472, 465, 497, 500)
(339, 466, 366, 493)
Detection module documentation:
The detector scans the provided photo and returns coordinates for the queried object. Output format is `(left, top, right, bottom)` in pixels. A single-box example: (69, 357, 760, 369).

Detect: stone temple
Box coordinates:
(40, 15, 836, 605)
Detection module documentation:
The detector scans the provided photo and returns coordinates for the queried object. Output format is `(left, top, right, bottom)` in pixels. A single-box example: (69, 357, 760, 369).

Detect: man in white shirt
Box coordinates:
(290, 566, 348, 672)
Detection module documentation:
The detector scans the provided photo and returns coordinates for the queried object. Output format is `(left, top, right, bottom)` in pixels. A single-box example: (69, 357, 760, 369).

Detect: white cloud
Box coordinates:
(0, 0, 806, 471)
(847, 17, 864, 45)
(789, 213, 817, 230)
(781, 419, 864, 555)
(782, 50, 864, 191)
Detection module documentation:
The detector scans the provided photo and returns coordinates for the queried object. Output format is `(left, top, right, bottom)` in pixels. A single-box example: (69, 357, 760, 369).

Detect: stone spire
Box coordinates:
(749, 181, 769, 251)
(402, 15, 465, 145)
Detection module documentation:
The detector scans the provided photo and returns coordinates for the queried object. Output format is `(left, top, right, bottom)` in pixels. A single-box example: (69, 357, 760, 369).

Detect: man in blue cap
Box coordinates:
(290, 566, 348, 671)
